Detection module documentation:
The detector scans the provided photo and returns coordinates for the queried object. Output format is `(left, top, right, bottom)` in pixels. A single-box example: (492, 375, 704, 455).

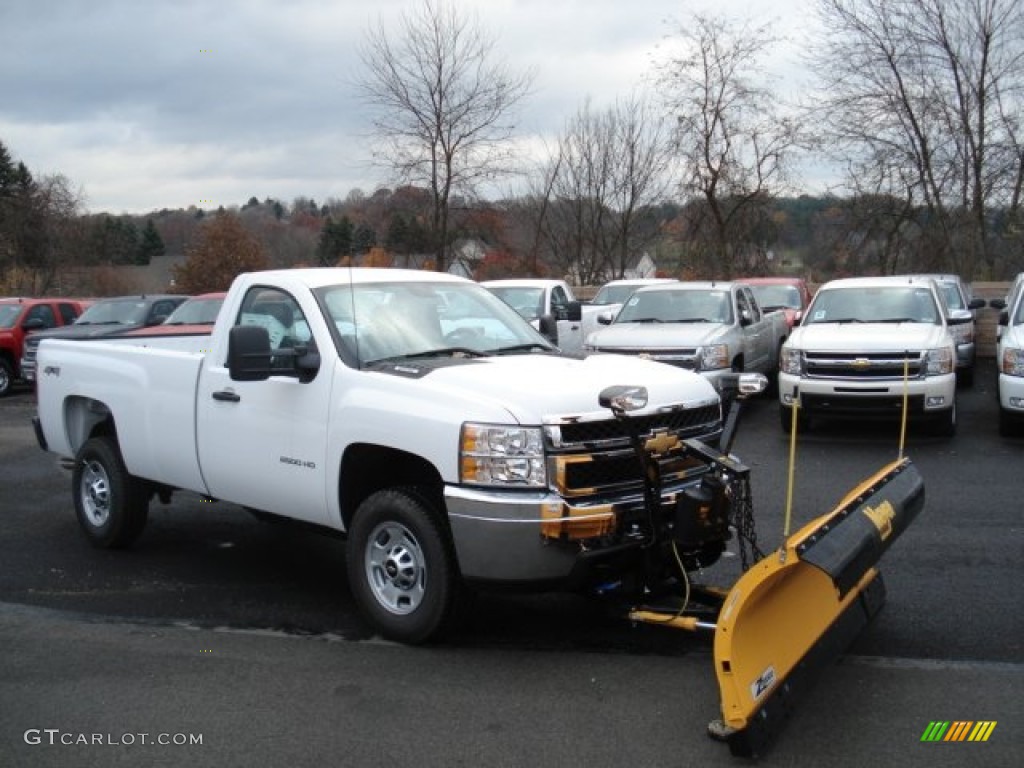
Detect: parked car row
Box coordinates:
(3, 292, 229, 395)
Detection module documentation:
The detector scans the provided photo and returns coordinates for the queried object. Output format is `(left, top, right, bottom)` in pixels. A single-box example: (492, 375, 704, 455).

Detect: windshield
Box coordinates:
(164, 296, 223, 325)
(0, 305, 22, 329)
(805, 286, 940, 324)
(315, 280, 554, 364)
(616, 289, 733, 324)
(748, 284, 802, 310)
(592, 284, 643, 305)
(75, 300, 150, 326)
(1014, 295, 1024, 326)
(485, 286, 544, 321)
(935, 281, 967, 311)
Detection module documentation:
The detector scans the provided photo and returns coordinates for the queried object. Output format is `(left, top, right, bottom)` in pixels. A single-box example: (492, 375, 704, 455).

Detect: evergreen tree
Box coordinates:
(136, 219, 166, 265)
(353, 222, 377, 255)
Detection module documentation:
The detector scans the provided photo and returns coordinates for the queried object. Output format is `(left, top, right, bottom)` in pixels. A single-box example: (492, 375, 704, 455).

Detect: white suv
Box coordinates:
(992, 273, 1024, 436)
(779, 275, 957, 435)
(915, 274, 986, 386)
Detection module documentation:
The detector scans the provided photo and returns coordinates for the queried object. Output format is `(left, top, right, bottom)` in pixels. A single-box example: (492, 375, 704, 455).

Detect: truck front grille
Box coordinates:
(545, 403, 721, 499)
(804, 351, 924, 380)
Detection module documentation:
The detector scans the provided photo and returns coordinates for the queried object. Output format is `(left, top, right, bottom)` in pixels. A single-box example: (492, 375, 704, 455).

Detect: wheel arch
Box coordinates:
(64, 396, 117, 456)
(338, 443, 446, 531)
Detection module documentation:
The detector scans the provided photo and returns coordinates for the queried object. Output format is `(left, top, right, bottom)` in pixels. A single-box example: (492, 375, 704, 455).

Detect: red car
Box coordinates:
(124, 292, 227, 337)
(736, 277, 813, 330)
(0, 297, 90, 396)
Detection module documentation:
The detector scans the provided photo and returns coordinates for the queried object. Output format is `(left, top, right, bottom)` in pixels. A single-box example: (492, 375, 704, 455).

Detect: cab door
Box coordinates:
(195, 285, 333, 524)
(737, 288, 770, 372)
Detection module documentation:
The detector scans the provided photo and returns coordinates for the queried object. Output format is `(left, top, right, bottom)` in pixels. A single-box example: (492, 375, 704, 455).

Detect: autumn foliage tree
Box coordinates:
(171, 211, 268, 294)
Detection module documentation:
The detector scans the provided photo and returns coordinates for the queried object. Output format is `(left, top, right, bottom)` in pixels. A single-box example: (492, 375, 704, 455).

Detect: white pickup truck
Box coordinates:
(778, 275, 958, 435)
(480, 278, 584, 355)
(33, 268, 728, 643)
(583, 281, 789, 388)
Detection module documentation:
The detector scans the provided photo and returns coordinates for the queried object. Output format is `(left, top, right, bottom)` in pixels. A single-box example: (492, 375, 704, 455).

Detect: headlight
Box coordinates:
(699, 344, 729, 371)
(924, 347, 954, 376)
(460, 423, 546, 487)
(1002, 348, 1024, 377)
(780, 347, 802, 375)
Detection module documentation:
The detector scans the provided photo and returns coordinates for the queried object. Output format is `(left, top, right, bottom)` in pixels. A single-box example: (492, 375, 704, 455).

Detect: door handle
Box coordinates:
(212, 390, 240, 403)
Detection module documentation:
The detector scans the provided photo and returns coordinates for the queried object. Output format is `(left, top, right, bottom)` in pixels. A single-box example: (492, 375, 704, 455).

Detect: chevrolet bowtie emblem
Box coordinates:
(644, 430, 679, 455)
(852, 357, 871, 369)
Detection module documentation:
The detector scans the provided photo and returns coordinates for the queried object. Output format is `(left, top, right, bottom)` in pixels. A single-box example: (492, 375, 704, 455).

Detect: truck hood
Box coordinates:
(374, 352, 719, 423)
(587, 322, 727, 349)
(788, 323, 951, 351)
(27, 324, 143, 344)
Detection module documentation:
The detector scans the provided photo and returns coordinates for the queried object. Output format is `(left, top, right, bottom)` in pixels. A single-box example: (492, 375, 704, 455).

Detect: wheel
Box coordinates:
(930, 402, 956, 437)
(346, 487, 460, 644)
(0, 358, 13, 397)
(72, 436, 149, 548)
(779, 405, 809, 434)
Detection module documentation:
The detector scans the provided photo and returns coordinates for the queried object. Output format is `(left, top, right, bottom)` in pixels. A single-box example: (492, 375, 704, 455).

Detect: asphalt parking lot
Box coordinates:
(1, 363, 1021, 767)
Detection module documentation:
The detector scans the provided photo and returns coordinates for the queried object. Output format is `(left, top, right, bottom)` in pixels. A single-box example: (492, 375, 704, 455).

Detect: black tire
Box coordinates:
(346, 487, 460, 644)
(72, 436, 149, 548)
(0, 358, 13, 397)
(930, 402, 957, 437)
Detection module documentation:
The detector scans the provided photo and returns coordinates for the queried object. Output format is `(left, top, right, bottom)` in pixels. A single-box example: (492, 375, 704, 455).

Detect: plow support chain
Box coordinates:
(714, 458, 924, 757)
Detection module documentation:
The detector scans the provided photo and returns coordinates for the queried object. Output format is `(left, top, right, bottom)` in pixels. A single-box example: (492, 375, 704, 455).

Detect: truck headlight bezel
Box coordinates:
(1002, 347, 1024, 377)
(699, 344, 729, 371)
(780, 347, 802, 375)
(459, 423, 546, 488)
(924, 347, 955, 376)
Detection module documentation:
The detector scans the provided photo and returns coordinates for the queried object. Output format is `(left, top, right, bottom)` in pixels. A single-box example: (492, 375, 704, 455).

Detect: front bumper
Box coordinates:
(997, 373, 1024, 414)
(444, 479, 695, 585)
(778, 372, 956, 419)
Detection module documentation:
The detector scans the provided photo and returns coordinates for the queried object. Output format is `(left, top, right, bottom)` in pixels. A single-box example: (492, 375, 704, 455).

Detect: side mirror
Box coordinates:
(999, 310, 1009, 327)
(967, 298, 986, 310)
(538, 314, 558, 343)
(718, 372, 768, 401)
(990, 298, 1007, 310)
(22, 318, 46, 331)
(597, 310, 615, 326)
(739, 309, 753, 326)
(947, 310, 972, 326)
(228, 325, 272, 381)
(565, 301, 582, 322)
(147, 315, 169, 326)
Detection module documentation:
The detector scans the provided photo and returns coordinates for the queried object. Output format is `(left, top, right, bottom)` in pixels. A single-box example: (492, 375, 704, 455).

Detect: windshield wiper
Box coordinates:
(821, 318, 863, 324)
(627, 317, 663, 323)
(875, 317, 921, 323)
(366, 347, 493, 365)
(668, 317, 714, 323)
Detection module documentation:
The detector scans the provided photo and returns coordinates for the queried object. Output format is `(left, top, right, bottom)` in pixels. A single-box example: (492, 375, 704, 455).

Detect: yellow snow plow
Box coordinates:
(600, 374, 924, 757)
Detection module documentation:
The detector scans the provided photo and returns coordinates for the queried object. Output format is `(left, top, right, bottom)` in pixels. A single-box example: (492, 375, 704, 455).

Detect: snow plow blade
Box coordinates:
(714, 457, 924, 757)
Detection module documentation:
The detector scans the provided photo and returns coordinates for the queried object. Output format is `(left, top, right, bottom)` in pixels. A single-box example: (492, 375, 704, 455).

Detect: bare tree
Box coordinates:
(356, 0, 533, 272)
(531, 95, 672, 284)
(808, 0, 1024, 278)
(656, 14, 802, 278)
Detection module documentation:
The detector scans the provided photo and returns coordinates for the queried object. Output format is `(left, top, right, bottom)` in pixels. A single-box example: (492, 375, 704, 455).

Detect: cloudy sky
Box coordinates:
(1, 0, 819, 215)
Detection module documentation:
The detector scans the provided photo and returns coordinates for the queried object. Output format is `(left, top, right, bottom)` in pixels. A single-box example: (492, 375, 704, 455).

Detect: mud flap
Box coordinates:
(713, 458, 924, 757)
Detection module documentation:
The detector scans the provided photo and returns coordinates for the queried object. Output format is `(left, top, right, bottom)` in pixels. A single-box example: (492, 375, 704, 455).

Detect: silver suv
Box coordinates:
(915, 274, 986, 386)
